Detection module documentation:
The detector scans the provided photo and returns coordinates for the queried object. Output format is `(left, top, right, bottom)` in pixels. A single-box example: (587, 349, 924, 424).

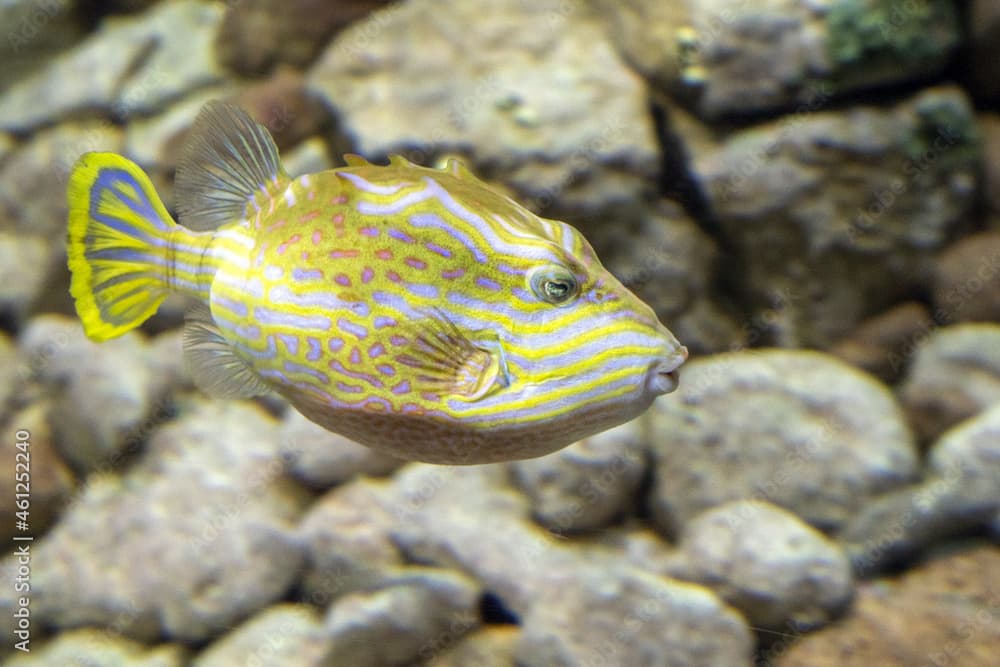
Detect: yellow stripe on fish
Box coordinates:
(66, 102, 687, 464)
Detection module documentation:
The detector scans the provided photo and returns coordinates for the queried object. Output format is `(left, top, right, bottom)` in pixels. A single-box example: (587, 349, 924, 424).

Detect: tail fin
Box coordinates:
(67, 152, 176, 342)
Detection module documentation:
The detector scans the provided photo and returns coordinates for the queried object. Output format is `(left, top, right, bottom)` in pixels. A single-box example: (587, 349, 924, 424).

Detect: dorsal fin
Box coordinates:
(441, 155, 492, 187)
(443, 156, 474, 178)
(175, 101, 288, 231)
(388, 154, 417, 167)
(342, 153, 372, 167)
(183, 303, 271, 398)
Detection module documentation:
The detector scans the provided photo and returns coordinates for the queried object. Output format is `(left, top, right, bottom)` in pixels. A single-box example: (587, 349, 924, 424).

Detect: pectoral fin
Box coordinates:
(396, 308, 510, 401)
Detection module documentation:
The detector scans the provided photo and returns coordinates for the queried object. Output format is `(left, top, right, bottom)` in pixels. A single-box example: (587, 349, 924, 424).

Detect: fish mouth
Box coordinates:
(648, 346, 688, 395)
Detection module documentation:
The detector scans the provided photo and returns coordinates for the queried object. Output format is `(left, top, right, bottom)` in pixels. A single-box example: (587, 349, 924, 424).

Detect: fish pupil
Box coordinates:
(544, 279, 572, 300)
(529, 265, 579, 304)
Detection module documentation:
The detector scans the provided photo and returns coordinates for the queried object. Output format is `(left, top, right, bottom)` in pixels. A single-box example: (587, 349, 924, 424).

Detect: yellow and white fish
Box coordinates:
(66, 102, 687, 464)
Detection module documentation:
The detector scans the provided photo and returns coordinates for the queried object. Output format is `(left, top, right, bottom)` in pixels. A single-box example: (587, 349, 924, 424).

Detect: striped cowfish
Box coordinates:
(66, 102, 687, 464)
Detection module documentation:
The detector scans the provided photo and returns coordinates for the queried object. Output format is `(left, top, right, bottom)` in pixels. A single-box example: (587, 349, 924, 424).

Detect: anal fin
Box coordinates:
(183, 303, 270, 398)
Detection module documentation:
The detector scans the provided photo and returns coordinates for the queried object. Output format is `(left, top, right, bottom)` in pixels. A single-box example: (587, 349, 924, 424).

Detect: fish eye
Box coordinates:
(528, 265, 579, 305)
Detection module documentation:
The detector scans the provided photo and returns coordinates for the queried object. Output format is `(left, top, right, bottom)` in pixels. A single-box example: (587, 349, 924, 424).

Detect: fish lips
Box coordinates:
(647, 346, 688, 395)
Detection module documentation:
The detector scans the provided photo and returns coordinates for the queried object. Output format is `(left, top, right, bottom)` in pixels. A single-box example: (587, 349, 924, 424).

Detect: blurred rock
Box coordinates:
(0, 331, 21, 421)
(673, 500, 853, 631)
(144, 329, 193, 396)
(649, 350, 918, 535)
(0, 0, 87, 92)
(898, 323, 1000, 443)
(5, 628, 186, 667)
(774, 545, 1000, 667)
(589, 0, 689, 93)
(0, 132, 14, 162)
(0, 122, 123, 323)
(385, 464, 549, 617)
(929, 402, 1000, 501)
(0, 0, 225, 132)
(324, 569, 482, 667)
(828, 301, 933, 383)
(217, 0, 392, 75)
(143, 292, 191, 337)
(983, 114, 1000, 216)
(840, 479, 999, 577)
(13, 401, 308, 642)
(298, 477, 405, 606)
(932, 231, 1000, 324)
(593, 200, 742, 354)
(426, 626, 520, 667)
(684, 0, 829, 117)
(813, 0, 959, 102)
(515, 565, 754, 667)
(672, 297, 748, 355)
(19, 315, 160, 472)
(124, 74, 327, 208)
(968, 0, 1000, 102)
(381, 465, 756, 663)
(100, 0, 164, 12)
(193, 604, 331, 667)
(580, 526, 679, 577)
(308, 0, 658, 217)
(692, 86, 979, 347)
(917, 402, 1000, 553)
(0, 401, 75, 542)
(279, 408, 402, 489)
(115, 0, 226, 117)
(0, 231, 52, 325)
(230, 68, 330, 151)
(511, 420, 646, 533)
(0, 120, 122, 239)
(596, 0, 958, 119)
(123, 85, 235, 175)
(283, 137, 335, 179)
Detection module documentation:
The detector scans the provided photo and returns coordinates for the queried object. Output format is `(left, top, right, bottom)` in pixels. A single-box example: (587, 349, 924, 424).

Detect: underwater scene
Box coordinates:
(1, 0, 999, 665)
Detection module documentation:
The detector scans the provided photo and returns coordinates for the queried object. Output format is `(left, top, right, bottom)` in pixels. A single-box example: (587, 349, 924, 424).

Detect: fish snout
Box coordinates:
(647, 345, 688, 395)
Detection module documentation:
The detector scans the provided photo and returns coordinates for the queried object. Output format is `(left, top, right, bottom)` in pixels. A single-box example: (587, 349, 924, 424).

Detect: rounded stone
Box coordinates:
(675, 500, 853, 630)
(898, 323, 1000, 443)
(928, 401, 1000, 507)
(510, 419, 646, 533)
(648, 350, 918, 534)
(932, 231, 1000, 324)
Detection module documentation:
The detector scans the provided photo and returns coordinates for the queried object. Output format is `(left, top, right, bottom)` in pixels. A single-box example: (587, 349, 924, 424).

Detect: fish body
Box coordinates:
(67, 103, 687, 464)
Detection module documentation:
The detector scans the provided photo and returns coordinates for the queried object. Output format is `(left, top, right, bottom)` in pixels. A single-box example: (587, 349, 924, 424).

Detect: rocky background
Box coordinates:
(1, 0, 999, 665)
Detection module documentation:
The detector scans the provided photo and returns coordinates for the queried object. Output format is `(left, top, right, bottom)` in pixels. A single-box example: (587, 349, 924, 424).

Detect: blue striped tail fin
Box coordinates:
(67, 152, 177, 341)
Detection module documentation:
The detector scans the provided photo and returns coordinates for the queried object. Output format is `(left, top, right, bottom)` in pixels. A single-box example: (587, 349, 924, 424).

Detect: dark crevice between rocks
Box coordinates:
(680, 63, 964, 130)
(88, 396, 179, 478)
(945, 2, 973, 78)
(0, 309, 19, 338)
(75, 0, 153, 31)
(630, 447, 657, 524)
(648, 97, 755, 342)
(479, 590, 519, 626)
(929, 0, 998, 111)
(650, 99, 712, 228)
